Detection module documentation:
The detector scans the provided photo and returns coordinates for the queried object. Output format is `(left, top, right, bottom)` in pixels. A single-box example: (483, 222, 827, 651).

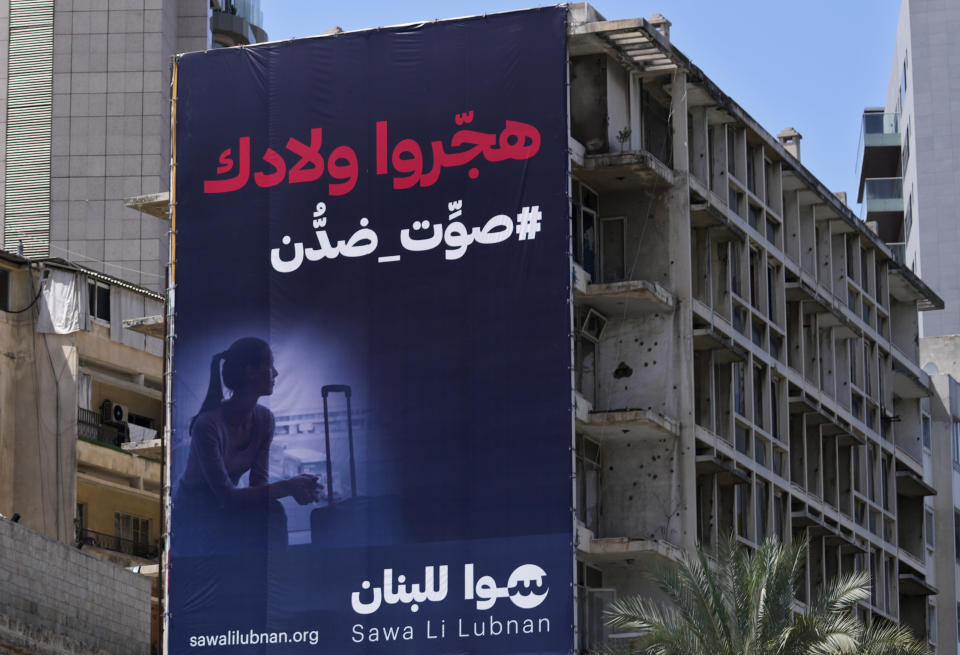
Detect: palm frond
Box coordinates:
(858, 620, 930, 655)
(810, 570, 871, 615)
(600, 534, 927, 655)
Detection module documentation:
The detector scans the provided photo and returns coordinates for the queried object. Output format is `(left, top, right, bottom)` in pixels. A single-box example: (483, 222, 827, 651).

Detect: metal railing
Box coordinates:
(863, 112, 899, 140)
(78, 407, 101, 439)
(856, 111, 900, 183)
(78, 406, 127, 446)
(77, 527, 158, 560)
(862, 177, 904, 220)
(216, 0, 263, 29)
(864, 177, 903, 202)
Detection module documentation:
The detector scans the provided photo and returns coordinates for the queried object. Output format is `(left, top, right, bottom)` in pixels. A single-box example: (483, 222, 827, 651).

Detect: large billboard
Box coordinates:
(169, 8, 572, 654)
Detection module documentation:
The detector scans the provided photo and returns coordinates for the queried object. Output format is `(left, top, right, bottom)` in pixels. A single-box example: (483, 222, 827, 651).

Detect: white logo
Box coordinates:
(350, 563, 549, 615)
(506, 564, 549, 609)
(465, 563, 549, 611)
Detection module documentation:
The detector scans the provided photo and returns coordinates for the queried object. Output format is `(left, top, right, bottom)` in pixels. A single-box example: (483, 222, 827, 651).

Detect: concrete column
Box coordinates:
(710, 124, 727, 198)
(690, 107, 709, 185)
(668, 70, 697, 551)
(629, 73, 642, 151)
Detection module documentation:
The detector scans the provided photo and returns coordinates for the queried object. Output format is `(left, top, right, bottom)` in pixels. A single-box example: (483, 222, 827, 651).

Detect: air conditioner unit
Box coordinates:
(101, 399, 128, 424)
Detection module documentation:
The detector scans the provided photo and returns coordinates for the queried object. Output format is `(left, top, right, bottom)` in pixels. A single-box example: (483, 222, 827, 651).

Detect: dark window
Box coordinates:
(954, 512, 960, 563)
(753, 365, 764, 426)
(767, 265, 776, 319)
(735, 483, 749, 538)
(641, 87, 672, 166)
(89, 282, 110, 321)
(0, 269, 8, 311)
(746, 148, 755, 192)
(727, 128, 736, 175)
(730, 242, 742, 296)
(572, 181, 598, 279)
(733, 362, 745, 416)
(765, 218, 778, 247)
(755, 481, 768, 539)
(770, 379, 781, 439)
(902, 123, 910, 174)
(748, 203, 761, 231)
(600, 218, 626, 283)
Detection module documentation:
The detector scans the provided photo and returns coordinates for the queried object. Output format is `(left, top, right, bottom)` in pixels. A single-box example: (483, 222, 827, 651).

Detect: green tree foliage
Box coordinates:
(603, 536, 928, 655)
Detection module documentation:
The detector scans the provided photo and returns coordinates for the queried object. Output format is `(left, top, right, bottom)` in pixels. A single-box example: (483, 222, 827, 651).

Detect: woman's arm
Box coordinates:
(193, 414, 318, 505)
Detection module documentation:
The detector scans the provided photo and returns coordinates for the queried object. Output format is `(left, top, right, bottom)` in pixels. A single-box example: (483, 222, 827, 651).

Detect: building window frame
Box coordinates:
(88, 281, 110, 323)
(953, 420, 960, 470)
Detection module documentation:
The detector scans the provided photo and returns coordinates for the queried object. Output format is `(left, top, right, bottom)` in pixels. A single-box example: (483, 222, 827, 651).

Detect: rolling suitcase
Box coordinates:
(320, 384, 356, 503)
(310, 385, 403, 547)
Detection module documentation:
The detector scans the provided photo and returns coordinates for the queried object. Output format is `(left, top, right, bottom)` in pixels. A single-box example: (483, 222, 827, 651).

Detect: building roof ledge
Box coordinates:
(123, 192, 170, 221)
(888, 263, 944, 311)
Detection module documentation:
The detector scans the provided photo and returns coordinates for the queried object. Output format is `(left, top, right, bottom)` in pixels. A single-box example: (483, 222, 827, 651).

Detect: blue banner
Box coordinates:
(170, 8, 572, 654)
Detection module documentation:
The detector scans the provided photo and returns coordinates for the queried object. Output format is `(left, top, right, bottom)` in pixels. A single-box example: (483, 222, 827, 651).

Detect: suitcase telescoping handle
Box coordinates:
(321, 385, 356, 504)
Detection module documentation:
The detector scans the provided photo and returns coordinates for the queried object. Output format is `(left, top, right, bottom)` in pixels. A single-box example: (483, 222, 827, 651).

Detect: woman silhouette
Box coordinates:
(176, 337, 320, 551)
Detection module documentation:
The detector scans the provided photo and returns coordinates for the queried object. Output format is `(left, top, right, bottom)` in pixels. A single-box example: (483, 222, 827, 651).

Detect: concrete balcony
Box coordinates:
(857, 111, 901, 200)
(573, 262, 675, 318)
(895, 466, 936, 498)
(76, 439, 161, 498)
(576, 408, 679, 443)
(890, 344, 932, 399)
(577, 532, 684, 566)
(573, 147, 675, 191)
(211, 6, 267, 47)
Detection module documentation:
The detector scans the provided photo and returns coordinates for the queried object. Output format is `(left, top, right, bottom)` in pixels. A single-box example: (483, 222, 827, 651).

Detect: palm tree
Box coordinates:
(603, 535, 928, 655)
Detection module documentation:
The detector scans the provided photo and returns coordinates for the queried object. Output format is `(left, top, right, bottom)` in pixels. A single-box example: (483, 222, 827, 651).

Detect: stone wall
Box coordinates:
(0, 517, 151, 655)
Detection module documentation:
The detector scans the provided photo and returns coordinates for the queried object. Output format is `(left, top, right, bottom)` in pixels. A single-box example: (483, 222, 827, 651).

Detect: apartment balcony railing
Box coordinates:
(76, 527, 158, 560)
(857, 111, 901, 199)
(78, 406, 127, 447)
(861, 177, 904, 244)
(78, 407, 103, 439)
(864, 177, 903, 212)
(223, 0, 263, 29)
(863, 112, 900, 147)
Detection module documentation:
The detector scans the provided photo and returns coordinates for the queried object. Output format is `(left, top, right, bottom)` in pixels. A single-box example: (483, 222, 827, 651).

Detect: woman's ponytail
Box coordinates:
(189, 351, 226, 433)
(188, 338, 270, 434)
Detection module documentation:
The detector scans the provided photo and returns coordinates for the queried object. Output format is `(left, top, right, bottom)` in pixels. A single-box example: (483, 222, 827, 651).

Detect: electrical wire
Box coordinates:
(2, 280, 42, 314)
(49, 244, 164, 280)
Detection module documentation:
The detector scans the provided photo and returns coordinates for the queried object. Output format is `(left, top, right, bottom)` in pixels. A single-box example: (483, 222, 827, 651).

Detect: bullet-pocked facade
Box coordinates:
(567, 5, 943, 652)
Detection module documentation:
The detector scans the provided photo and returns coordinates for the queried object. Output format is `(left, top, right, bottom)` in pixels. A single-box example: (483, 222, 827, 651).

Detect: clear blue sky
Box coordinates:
(261, 1, 901, 212)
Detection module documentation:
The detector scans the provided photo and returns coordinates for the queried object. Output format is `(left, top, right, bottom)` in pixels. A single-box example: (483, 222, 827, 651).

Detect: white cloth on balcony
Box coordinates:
(128, 423, 157, 443)
(37, 269, 82, 334)
(78, 372, 92, 410)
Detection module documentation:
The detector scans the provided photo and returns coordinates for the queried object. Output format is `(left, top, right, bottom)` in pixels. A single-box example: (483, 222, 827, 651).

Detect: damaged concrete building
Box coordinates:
(567, 4, 944, 652)
(0, 251, 163, 654)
